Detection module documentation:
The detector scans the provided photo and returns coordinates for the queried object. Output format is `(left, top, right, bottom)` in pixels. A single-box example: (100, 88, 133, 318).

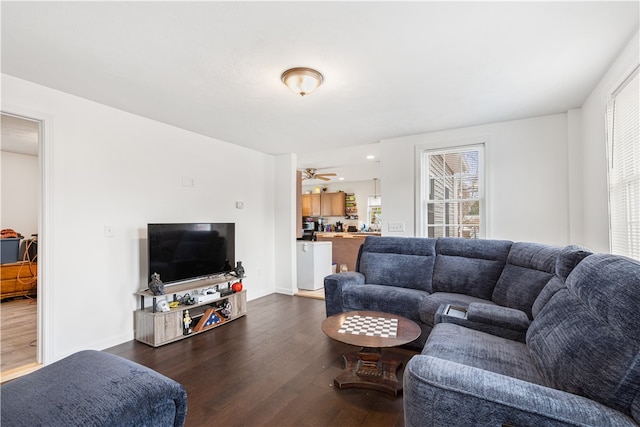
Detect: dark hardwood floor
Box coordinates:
(106, 294, 416, 427)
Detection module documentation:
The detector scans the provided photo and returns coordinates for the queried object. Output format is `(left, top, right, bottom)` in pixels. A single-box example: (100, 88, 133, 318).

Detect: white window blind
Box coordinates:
(607, 66, 640, 260)
(420, 144, 484, 239)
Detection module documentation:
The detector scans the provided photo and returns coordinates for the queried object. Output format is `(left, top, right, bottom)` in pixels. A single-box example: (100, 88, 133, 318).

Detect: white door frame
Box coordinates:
(2, 107, 54, 366)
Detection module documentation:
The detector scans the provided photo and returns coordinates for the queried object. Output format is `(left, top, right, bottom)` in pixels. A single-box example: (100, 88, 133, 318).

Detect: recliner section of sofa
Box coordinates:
(404, 252, 640, 427)
(527, 254, 640, 421)
(426, 243, 591, 342)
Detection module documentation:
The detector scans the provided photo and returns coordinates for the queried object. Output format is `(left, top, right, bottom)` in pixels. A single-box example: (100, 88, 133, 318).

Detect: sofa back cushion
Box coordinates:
(492, 242, 560, 319)
(357, 236, 436, 292)
(433, 238, 512, 300)
(554, 244, 592, 281)
(531, 245, 592, 318)
(527, 254, 640, 419)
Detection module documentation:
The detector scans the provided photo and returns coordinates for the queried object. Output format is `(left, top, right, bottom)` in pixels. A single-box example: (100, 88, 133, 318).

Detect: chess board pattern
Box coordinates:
(338, 315, 398, 338)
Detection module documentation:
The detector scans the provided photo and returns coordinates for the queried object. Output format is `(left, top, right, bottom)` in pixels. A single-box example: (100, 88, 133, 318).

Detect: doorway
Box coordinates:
(1, 112, 42, 379)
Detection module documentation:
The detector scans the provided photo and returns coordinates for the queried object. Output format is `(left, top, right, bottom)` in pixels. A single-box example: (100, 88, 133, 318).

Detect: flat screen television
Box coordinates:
(148, 223, 235, 285)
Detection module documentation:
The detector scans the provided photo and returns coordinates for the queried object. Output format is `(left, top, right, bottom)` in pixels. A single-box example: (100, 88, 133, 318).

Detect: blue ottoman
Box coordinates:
(1, 350, 187, 426)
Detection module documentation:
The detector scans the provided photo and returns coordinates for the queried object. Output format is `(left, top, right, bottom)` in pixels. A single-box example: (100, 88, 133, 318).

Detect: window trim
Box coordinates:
(605, 64, 639, 259)
(414, 137, 488, 238)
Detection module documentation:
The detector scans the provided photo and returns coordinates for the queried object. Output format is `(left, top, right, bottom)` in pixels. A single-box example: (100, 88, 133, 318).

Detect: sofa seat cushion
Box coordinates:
(419, 292, 493, 327)
(342, 284, 429, 322)
(423, 323, 546, 386)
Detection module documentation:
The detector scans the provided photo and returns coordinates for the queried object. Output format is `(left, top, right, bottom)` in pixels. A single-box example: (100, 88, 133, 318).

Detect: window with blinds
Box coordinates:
(419, 144, 484, 239)
(607, 66, 639, 260)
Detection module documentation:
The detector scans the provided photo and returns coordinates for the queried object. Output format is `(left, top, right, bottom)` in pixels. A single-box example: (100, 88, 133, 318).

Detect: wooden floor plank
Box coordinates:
(1, 297, 37, 373)
(105, 294, 412, 427)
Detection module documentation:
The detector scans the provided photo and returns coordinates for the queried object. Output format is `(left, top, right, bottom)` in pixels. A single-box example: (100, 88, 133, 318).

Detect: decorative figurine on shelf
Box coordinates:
(183, 310, 192, 335)
(231, 280, 243, 293)
(220, 300, 232, 319)
(180, 293, 195, 305)
(234, 261, 245, 278)
(156, 300, 170, 312)
(148, 272, 165, 296)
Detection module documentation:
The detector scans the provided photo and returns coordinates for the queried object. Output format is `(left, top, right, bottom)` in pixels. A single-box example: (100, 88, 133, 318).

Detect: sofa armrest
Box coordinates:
(404, 356, 637, 427)
(466, 302, 531, 331)
(324, 272, 365, 316)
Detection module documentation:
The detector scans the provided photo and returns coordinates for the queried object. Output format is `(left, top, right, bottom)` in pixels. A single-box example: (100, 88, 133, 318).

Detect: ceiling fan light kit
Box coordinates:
(281, 67, 323, 97)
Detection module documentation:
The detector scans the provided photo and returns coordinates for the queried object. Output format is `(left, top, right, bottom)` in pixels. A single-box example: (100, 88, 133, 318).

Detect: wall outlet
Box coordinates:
(388, 222, 405, 232)
(181, 176, 195, 188)
(104, 225, 114, 237)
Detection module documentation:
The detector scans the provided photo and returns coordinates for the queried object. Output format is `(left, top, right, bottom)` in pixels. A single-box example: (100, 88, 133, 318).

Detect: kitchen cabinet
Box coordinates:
(301, 194, 321, 216)
(321, 192, 346, 217)
(302, 192, 345, 217)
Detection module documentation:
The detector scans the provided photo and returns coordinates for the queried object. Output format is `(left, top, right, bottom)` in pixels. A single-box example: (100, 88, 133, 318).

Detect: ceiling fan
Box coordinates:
(301, 168, 337, 181)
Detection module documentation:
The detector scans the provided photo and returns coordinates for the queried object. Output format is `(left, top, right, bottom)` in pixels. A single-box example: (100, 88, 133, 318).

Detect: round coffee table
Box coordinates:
(321, 310, 421, 396)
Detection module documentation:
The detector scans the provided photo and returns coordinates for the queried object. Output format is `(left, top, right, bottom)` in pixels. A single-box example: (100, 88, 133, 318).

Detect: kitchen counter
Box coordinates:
(315, 232, 380, 272)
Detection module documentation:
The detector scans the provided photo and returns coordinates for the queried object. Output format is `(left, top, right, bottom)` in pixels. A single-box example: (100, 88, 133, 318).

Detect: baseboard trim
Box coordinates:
(1, 362, 42, 383)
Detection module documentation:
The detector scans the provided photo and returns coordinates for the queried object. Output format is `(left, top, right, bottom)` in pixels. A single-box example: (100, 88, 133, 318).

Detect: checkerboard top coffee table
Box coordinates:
(321, 310, 421, 396)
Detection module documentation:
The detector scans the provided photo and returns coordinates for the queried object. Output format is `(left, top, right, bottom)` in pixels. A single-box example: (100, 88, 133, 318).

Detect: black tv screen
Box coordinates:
(148, 223, 235, 285)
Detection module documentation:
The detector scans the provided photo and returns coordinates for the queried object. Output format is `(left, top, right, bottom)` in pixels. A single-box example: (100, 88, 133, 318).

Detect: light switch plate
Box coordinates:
(388, 222, 405, 232)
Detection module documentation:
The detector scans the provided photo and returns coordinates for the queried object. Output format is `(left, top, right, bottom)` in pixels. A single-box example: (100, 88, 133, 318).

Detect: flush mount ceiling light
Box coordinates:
(281, 67, 323, 97)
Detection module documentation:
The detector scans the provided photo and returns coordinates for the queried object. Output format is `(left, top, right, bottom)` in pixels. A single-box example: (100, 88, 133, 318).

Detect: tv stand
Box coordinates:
(134, 275, 246, 347)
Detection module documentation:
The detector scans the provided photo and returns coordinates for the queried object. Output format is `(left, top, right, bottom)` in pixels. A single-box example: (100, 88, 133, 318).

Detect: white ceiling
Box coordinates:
(1, 114, 39, 156)
(2, 2, 638, 181)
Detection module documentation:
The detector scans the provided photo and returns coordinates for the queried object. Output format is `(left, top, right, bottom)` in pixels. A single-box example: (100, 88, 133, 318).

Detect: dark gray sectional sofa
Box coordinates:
(324, 236, 640, 426)
(1, 350, 188, 426)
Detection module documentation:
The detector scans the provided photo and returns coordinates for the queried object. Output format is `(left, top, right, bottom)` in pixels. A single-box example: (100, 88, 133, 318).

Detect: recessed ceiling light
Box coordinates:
(339, 177, 345, 181)
(366, 155, 376, 160)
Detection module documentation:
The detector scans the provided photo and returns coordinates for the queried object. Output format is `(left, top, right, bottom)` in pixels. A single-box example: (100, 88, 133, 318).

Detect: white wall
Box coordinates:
(579, 31, 639, 253)
(380, 114, 571, 245)
(274, 153, 297, 295)
(2, 74, 277, 363)
(1, 151, 38, 238)
(567, 108, 583, 246)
